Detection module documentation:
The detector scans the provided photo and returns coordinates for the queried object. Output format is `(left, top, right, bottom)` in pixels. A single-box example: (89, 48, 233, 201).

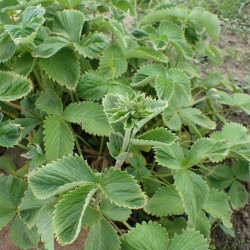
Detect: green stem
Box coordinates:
(122, 221, 133, 231)
(142, 176, 169, 186)
(75, 134, 93, 149)
(152, 171, 174, 177)
(197, 164, 213, 173)
(98, 137, 104, 158)
(68, 123, 82, 156)
(175, 53, 181, 68)
(33, 68, 44, 91)
(0, 109, 17, 119)
(150, 159, 156, 171)
(16, 143, 29, 151)
(69, 91, 75, 103)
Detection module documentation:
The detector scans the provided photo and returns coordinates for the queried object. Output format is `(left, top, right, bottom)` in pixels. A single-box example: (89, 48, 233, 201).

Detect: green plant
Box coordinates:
(0, 1, 249, 249)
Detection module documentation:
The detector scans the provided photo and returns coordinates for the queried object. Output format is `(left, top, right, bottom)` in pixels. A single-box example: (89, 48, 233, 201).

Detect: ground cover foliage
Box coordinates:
(0, 0, 249, 249)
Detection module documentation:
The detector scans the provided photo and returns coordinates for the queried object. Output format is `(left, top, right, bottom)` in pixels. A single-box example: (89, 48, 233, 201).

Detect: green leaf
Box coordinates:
(195, 211, 210, 238)
(29, 155, 97, 199)
(155, 75, 174, 101)
(0, 33, 15, 63)
(160, 217, 187, 238)
(203, 189, 232, 228)
(10, 216, 40, 249)
(233, 93, 250, 115)
(0, 156, 16, 174)
(85, 218, 120, 250)
(99, 44, 128, 79)
(0, 120, 21, 147)
(145, 186, 184, 216)
(54, 185, 97, 245)
(100, 168, 147, 209)
(229, 181, 248, 210)
(12, 53, 34, 76)
(232, 160, 250, 182)
(99, 198, 131, 222)
(121, 221, 169, 250)
(82, 206, 101, 229)
(57, 0, 82, 8)
(43, 115, 74, 162)
(206, 164, 233, 190)
(37, 206, 54, 250)
(77, 71, 109, 101)
(74, 33, 109, 58)
(0, 175, 27, 230)
(174, 169, 209, 224)
(52, 10, 85, 43)
(63, 102, 110, 136)
(155, 143, 184, 170)
(168, 229, 208, 250)
(0, 71, 32, 101)
(40, 48, 80, 89)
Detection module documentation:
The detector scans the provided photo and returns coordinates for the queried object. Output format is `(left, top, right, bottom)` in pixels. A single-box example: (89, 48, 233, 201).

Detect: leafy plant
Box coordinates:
(0, 0, 249, 250)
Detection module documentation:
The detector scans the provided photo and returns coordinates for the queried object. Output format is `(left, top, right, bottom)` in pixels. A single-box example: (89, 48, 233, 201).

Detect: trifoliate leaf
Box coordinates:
(145, 186, 184, 216)
(174, 169, 209, 224)
(203, 188, 232, 228)
(121, 221, 169, 250)
(229, 181, 248, 210)
(0, 120, 21, 147)
(63, 102, 110, 136)
(12, 53, 33, 76)
(100, 168, 147, 209)
(0, 71, 32, 101)
(43, 115, 74, 162)
(54, 185, 97, 245)
(40, 48, 80, 89)
(0, 33, 15, 63)
(29, 155, 97, 199)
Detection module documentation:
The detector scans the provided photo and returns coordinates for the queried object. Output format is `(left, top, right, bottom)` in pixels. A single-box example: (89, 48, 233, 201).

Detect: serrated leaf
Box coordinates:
(52, 10, 85, 43)
(0, 156, 16, 174)
(29, 155, 97, 199)
(0, 33, 16, 63)
(10, 216, 40, 249)
(121, 221, 169, 250)
(160, 217, 187, 238)
(232, 160, 250, 182)
(0, 175, 27, 230)
(100, 168, 147, 209)
(168, 229, 208, 250)
(145, 186, 184, 216)
(0, 120, 21, 147)
(203, 188, 232, 228)
(54, 185, 97, 245)
(43, 115, 74, 162)
(12, 53, 33, 76)
(229, 181, 248, 210)
(82, 206, 101, 229)
(100, 198, 131, 222)
(132, 128, 177, 146)
(155, 75, 174, 101)
(174, 169, 209, 224)
(85, 218, 120, 250)
(195, 211, 210, 238)
(40, 48, 80, 89)
(57, 0, 82, 8)
(155, 142, 184, 169)
(233, 93, 250, 115)
(74, 33, 109, 58)
(0, 71, 32, 101)
(63, 102, 110, 136)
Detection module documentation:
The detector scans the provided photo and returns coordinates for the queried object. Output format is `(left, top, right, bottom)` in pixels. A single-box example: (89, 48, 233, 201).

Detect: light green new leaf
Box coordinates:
(52, 10, 85, 43)
(145, 186, 184, 216)
(229, 181, 248, 210)
(85, 218, 120, 250)
(43, 115, 74, 162)
(0, 175, 27, 230)
(155, 75, 174, 101)
(168, 229, 208, 250)
(203, 188, 232, 228)
(0, 120, 21, 147)
(63, 102, 110, 136)
(100, 168, 147, 209)
(99, 199, 131, 222)
(174, 169, 209, 224)
(0, 33, 15, 62)
(132, 128, 177, 146)
(54, 185, 97, 245)
(29, 155, 97, 199)
(121, 221, 169, 250)
(12, 53, 34, 76)
(40, 48, 80, 89)
(57, 0, 82, 8)
(99, 44, 128, 79)
(0, 71, 32, 101)
(155, 143, 184, 170)
(10, 216, 40, 249)
(74, 33, 109, 58)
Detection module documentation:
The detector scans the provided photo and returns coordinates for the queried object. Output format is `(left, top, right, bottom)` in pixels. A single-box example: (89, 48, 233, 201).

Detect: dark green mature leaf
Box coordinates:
(0, 120, 21, 147)
(121, 221, 169, 250)
(10, 216, 40, 249)
(29, 155, 97, 199)
(43, 115, 74, 162)
(229, 181, 248, 210)
(63, 102, 110, 136)
(81, 206, 101, 229)
(12, 53, 34, 76)
(0, 156, 16, 174)
(0, 175, 27, 230)
(85, 218, 120, 250)
(175, 169, 209, 224)
(54, 185, 97, 245)
(195, 211, 210, 238)
(0, 33, 15, 63)
(100, 168, 147, 209)
(0, 71, 32, 101)
(145, 186, 184, 216)
(160, 217, 187, 238)
(232, 160, 250, 182)
(40, 48, 80, 89)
